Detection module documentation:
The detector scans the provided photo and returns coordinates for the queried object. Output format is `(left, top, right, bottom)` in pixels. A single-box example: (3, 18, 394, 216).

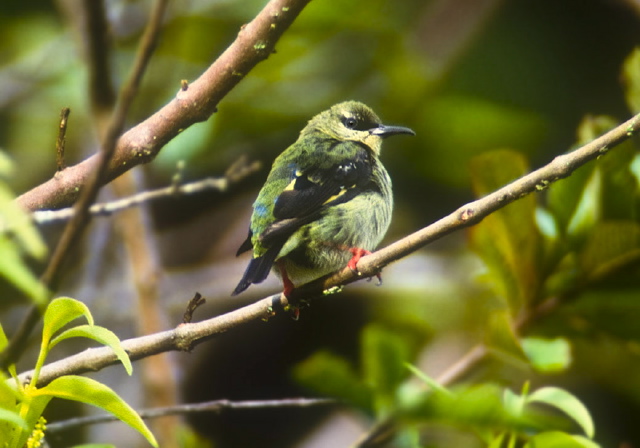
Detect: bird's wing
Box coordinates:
(235, 230, 253, 256)
(260, 141, 374, 246)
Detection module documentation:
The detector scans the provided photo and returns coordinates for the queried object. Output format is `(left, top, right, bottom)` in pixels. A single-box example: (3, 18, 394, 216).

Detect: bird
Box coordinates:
(232, 101, 415, 297)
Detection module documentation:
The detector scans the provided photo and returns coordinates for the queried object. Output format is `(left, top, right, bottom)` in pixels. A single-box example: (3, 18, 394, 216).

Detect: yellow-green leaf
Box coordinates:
(0, 238, 48, 307)
(0, 408, 27, 429)
(621, 47, 640, 114)
(33, 375, 157, 447)
(469, 150, 541, 312)
(42, 297, 93, 346)
(293, 350, 372, 411)
(49, 325, 132, 375)
(527, 387, 594, 439)
(579, 221, 640, 281)
(0, 183, 47, 260)
(521, 337, 571, 374)
(525, 431, 600, 448)
(485, 309, 528, 364)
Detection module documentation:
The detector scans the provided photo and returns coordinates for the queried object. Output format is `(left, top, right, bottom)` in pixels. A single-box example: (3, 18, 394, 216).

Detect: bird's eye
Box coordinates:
(343, 116, 358, 129)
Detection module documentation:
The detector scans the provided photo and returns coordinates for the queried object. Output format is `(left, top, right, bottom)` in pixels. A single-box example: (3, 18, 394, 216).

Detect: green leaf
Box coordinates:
(49, 325, 133, 375)
(485, 309, 528, 364)
(405, 363, 451, 396)
(525, 431, 600, 448)
(0, 183, 47, 260)
(412, 383, 528, 431)
(0, 151, 13, 176)
(293, 350, 372, 411)
(0, 322, 7, 352)
(527, 387, 594, 438)
(42, 297, 94, 346)
(621, 47, 640, 114)
(0, 238, 48, 306)
(503, 388, 526, 416)
(521, 337, 572, 374)
(535, 207, 559, 241)
(0, 408, 27, 429)
(9, 395, 51, 448)
(547, 162, 595, 237)
(176, 424, 215, 448)
(33, 375, 158, 447)
(566, 167, 601, 241)
(579, 221, 640, 281)
(630, 153, 640, 186)
(469, 150, 541, 312)
(361, 324, 410, 414)
(0, 370, 21, 408)
(488, 432, 507, 448)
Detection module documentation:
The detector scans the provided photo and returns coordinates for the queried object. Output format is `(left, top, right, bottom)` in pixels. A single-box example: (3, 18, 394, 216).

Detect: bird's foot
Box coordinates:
(347, 247, 382, 284)
(367, 274, 383, 286)
(347, 247, 371, 274)
(284, 299, 310, 321)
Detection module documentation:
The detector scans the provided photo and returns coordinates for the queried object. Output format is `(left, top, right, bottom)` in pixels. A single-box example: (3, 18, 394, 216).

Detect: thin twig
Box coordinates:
(183, 293, 206, 324)
(46, 397, 337, 433)
(15, 110, 640, 388)
(55, 108, 70, 171)
(31, 159, 260, 225)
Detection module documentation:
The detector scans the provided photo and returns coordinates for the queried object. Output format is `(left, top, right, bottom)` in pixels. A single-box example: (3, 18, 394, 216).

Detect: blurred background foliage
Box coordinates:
(1, 0, 640, 446)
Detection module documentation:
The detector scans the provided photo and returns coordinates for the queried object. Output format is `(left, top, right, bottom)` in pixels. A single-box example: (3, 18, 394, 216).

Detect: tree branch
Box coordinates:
(289, 112, 640, 300)
(16, 111, 640, 388)
(30, 157, 260, 225)
(17, 0, 312, 212)
(46, 397, 337, 433)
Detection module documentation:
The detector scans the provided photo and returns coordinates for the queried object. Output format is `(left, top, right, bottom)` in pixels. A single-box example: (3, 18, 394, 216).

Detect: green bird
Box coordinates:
(232, 101, 415, 297)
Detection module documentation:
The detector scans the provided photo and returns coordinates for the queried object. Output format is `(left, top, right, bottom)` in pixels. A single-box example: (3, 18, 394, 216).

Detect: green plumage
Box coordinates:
(233, 101, 414, 296)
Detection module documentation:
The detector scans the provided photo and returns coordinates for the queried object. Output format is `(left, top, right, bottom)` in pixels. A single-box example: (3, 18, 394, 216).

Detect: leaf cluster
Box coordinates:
(0, 297, 157, 448)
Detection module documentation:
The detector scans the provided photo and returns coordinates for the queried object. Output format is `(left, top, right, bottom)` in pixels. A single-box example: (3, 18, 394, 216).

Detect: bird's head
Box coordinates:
(301, 101, 415, 155)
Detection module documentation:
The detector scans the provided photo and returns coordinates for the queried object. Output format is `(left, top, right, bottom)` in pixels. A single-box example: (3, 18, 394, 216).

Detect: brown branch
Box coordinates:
(55, 107, 70, 171)
(30, 157, 260, 225)
(17, 0, 312, 212)
(15, 110, 640, 389)
(18, 293, 284, 387)
(46, 397, 337, 433)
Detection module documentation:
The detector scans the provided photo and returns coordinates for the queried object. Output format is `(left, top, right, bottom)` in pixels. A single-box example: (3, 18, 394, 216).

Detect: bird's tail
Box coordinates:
(231, 246, 281, 296)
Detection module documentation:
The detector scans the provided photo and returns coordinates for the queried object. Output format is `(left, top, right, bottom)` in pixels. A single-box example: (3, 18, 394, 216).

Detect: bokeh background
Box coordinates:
(2, 0, 640, 446)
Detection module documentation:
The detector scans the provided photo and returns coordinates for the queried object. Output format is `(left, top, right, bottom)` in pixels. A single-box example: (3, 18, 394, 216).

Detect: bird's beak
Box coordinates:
(370, 124, 416, 138)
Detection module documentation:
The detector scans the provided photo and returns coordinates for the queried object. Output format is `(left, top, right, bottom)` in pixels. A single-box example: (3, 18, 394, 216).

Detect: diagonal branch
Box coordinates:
(16, 110, 640, 388)
(17, 0, 312, 212)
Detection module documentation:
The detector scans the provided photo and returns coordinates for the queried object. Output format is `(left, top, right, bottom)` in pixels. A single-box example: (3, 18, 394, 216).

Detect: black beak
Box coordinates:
(370, 124, 416, 138)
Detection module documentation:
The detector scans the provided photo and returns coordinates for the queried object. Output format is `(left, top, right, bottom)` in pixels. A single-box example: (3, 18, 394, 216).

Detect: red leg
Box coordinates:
(347, 247, 372, 272)
(277, 260, 301, 319)
(347, 247, 382, 284)
(277, 260, 295, 298)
